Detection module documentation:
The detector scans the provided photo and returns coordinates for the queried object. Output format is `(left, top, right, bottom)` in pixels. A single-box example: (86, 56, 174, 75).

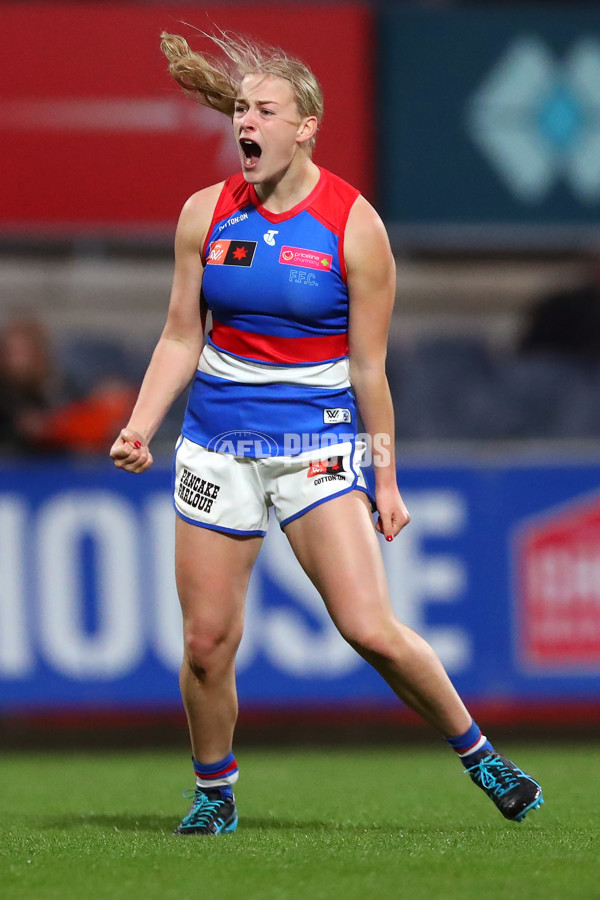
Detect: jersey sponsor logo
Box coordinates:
(307, 456, 346, 478)
(218, 212, 249, 233)
(279, 246, 333, 271)
(263, 229, 279, 246)
(207, 239, 257, 266)
(323, 408, 352, 424)
(178, 467, 221, 513)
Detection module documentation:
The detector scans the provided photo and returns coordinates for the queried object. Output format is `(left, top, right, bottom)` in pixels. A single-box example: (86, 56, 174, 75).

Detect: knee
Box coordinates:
(344, 618, 436, 671)
(340, 615, 404, 662)
(340, 620, 391, 656)
(183, 620, 242, 679)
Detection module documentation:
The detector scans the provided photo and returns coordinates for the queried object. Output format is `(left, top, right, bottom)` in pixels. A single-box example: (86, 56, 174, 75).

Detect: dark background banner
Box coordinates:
(378, 6, 600, 226)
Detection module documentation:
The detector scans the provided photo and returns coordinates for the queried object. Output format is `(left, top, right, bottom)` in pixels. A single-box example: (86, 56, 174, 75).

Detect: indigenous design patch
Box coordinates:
(206, 240, 257, 266)
(307, 456, 345, 478)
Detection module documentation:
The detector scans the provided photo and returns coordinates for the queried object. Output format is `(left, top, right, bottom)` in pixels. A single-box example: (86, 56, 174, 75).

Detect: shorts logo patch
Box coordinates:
(207, 240, 257, 266)
(278, 246, 333, 271)
(178, 467, 221, 513)
(307, 456, 346, 478)
(323, 408, 352, 424)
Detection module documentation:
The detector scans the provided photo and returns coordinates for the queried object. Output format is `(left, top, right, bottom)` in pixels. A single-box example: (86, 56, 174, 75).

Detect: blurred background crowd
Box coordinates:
(5, 265, 600, 454)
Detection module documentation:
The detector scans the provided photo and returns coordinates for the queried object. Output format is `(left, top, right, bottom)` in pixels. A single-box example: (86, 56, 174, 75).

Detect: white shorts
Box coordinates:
(173, 436, 372, 535)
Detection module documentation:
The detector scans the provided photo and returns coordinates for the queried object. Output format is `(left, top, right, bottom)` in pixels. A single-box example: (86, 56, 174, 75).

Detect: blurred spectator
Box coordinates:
(519, 277, 600, 365)
(33, 376, 138, 454)
(507, 266, 600, 439)
(0, 317, 137, 455)
(0, 318, 64, 453)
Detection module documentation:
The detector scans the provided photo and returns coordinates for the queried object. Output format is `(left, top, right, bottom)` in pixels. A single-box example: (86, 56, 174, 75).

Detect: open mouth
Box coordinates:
(240, 138, 262, 167)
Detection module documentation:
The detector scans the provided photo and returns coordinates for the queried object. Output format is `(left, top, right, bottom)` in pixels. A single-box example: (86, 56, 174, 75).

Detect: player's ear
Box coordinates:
(297, 116, 317, 145)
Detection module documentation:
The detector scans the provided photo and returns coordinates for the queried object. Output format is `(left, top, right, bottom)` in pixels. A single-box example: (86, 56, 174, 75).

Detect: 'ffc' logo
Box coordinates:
(289, 269, 318, 286)
(207, 240, 257, 266)
(307, 457, 345, 478)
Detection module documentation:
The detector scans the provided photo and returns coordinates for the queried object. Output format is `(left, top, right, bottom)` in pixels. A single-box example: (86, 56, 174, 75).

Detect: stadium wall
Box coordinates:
(1, 456, 599, 733)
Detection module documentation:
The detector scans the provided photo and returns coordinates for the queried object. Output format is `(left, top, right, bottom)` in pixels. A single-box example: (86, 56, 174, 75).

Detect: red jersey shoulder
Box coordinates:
(202, 175, 252, 263)
(308, 169, 361, 236)
(212, 173, 252, 223)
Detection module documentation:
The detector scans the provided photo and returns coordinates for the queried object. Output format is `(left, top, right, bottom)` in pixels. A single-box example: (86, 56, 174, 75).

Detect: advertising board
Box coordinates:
(2, 458, 599, 714)
(1, 3, 373, 233)
(379, 7, 600, 233)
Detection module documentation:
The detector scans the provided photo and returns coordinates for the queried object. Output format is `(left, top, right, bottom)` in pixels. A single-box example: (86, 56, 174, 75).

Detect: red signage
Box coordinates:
(1, 3, 374, 234)
(514, 494, 600, 670)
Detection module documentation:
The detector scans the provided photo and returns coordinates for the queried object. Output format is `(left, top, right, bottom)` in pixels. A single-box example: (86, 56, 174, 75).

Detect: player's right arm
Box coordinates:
(109, 183, 223, 473)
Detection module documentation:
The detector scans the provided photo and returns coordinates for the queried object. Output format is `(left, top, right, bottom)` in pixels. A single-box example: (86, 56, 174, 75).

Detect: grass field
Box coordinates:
(0, 745, 597, 900)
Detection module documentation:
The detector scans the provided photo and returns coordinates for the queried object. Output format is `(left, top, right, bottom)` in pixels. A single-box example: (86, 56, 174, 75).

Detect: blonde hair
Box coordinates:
(160, 30, 323, 148)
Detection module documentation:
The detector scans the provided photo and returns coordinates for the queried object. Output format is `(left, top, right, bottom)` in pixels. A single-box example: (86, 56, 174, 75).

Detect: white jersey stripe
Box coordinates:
(198, 342, 351, 389)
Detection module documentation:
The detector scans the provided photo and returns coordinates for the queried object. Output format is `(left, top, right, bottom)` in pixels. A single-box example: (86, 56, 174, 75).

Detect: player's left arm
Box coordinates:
(345, 194, 410, 539)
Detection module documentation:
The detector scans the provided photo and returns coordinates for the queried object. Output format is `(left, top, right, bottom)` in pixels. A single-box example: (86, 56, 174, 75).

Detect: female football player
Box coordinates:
(110, 31, 542, 834)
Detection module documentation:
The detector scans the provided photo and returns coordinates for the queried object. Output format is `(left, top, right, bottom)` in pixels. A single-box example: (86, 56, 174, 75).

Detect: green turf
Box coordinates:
(0, 745, 597, 900)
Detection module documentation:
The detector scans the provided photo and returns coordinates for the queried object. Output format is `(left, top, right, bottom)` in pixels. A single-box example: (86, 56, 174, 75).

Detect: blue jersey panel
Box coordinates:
(182, 372, 357, 457)
(202, 208, 348, 339)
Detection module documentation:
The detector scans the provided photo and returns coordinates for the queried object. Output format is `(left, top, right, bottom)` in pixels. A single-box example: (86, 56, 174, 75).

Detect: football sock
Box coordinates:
(193, 752, 239, 799)
(445, 719, 494, 768)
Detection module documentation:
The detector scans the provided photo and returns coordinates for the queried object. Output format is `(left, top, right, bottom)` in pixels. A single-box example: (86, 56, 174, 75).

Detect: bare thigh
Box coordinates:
(175, 517, 263, 641)
(283, 490, 393, 643)
(285, 493, 473, 736)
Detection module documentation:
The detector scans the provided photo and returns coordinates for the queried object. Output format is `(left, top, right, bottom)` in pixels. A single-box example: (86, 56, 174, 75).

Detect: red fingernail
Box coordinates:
(133, 441, 142, 449)
(386, 535, 393, 542)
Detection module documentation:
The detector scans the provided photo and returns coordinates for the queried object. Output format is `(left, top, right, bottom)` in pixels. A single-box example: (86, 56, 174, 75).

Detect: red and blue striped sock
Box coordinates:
(446, 720, 494, 768)
(193, 752, 239, 799)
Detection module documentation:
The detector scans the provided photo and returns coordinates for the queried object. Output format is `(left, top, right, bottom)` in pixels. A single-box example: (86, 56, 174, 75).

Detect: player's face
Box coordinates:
(233, 74, 309, 183)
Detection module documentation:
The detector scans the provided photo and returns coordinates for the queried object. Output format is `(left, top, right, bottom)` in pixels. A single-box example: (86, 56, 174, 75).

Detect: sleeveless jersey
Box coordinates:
(181, 167, 360, 457)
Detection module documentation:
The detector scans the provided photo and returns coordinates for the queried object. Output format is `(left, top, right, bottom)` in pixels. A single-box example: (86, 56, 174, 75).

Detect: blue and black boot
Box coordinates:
(174, 787, 238, 835)
(465, 750, 543, 822)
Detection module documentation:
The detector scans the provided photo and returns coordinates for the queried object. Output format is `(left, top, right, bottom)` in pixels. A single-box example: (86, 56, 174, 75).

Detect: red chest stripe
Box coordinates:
(210, 320, 348, 365)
